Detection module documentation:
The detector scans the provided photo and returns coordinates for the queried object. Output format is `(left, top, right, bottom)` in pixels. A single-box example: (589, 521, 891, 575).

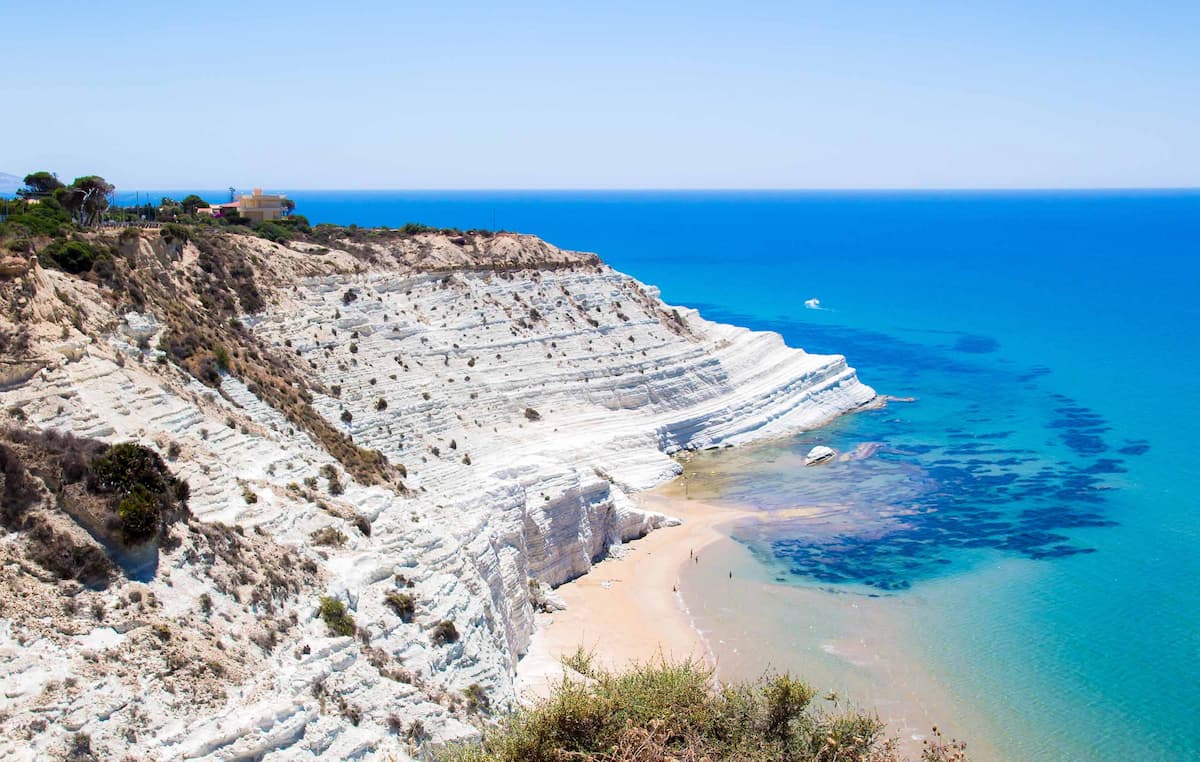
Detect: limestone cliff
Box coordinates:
(0, 228, 875, 760)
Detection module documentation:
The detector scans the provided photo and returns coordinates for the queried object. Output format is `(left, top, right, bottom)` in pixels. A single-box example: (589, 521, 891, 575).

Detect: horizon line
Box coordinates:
(97, 185, 1200, 193)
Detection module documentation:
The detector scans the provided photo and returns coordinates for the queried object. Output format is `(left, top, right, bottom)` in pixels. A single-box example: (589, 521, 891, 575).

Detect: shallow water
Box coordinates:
(676, 532, 1012, 760)
(669, 297, 1198, 760)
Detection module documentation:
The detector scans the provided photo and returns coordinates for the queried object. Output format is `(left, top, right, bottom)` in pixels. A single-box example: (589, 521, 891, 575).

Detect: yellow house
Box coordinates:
(237, 188, 287, 223)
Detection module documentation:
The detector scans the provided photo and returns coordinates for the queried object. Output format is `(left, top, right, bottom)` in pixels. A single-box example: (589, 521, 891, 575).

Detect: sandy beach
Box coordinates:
(512, 473, 1003, 760)
(515, 481, 741, 698)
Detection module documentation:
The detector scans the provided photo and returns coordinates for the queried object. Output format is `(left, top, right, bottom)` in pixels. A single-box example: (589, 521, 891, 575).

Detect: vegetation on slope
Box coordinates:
(89, 442, 190, 543)
(1, 168, 600, 485)
(0, 429, 191, 585)
(441, 658, 967, 762)
(1, 171, 405, 487)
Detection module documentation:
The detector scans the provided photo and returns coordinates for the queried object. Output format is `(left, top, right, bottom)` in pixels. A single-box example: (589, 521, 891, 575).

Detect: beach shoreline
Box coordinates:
(513, 470, 1004, 761)
(514, 480, 742, 699)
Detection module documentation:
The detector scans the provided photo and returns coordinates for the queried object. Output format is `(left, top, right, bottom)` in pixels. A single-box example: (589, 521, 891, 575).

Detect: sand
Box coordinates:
(511, 478, 999, 760)
(514, 482, 741, 698)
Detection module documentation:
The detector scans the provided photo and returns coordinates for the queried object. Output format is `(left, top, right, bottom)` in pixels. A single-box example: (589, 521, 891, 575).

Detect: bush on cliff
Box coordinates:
(89, 442, 189, 543)
(319, 596, 355, 637)
(254, 220, 292, 243)
(384, 591, 415, 622)
(439, 659, 937, 762)
(0, 430, 191, 584)
(431, 619, 459, 645)
(39, 239, 99, 274)
(115, 486, 161, 541)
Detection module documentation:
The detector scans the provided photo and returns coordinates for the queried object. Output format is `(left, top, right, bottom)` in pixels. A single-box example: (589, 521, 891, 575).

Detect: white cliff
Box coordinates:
(0, 229, 874, 760)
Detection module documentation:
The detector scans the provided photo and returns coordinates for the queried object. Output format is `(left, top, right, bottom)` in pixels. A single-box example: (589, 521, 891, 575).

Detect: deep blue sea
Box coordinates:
(147, 189, 1198, 759)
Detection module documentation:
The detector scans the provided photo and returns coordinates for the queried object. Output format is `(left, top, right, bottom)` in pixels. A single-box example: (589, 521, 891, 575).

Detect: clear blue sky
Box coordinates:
(2, 1, 1196, 189)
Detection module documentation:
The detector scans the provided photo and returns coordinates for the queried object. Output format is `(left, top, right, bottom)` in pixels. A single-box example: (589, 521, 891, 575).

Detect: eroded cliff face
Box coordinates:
(0, 229, 875, 760)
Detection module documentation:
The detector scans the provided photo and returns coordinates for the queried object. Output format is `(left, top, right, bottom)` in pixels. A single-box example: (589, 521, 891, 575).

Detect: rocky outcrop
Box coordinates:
(805, 445, 837, 465)
(0, 256, 32, 278)
(0, 230, 875, 760)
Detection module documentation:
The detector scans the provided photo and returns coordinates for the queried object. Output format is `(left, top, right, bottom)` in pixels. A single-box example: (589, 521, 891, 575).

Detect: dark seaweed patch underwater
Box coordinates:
(688, 305, 1145, 592)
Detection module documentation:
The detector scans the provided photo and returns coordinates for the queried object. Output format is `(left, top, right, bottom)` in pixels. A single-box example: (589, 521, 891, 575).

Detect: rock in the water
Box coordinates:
(805, 445, 837, 465)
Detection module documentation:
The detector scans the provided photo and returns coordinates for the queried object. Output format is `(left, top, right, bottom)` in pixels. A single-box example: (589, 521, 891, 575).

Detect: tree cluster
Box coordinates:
(16, 172, 114, 226)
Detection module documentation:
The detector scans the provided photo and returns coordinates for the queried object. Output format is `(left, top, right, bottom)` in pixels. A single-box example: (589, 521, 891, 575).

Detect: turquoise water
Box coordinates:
(145, 190, 1198, 758)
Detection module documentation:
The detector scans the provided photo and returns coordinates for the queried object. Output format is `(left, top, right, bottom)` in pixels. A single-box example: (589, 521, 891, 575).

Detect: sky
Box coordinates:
(1, 1, 1197, 190)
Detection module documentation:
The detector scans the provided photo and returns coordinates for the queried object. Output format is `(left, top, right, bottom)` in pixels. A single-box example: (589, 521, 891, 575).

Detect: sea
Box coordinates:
(134, 189, 1199, 760)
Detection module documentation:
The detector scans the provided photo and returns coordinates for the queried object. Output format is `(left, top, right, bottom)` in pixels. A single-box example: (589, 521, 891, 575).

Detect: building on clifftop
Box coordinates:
(234, 188, 288, 223)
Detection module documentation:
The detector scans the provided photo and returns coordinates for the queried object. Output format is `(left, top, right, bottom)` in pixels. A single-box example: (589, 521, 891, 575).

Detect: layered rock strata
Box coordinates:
(0, 230, 874, 760)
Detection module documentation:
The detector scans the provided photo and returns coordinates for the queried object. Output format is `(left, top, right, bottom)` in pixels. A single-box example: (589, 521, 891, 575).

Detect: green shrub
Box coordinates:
(400, 222, 437, 235)
(160, 223, 190, 244)
(212, 344, 231, 372)
(464, 683, 491, 715)
(89, 442, 187, 544)
(384, 591, 415, 623)
(560, 645, 596, 678)
(254, 220, 292, 243)
(0, 197, 72, 237)
(763, 674, 818, 738)
(438, 660, 905, 762)
(91, 251, 115, 281)
(90, 443, 173, 496)
(115, 485, 160, 542)
(279, 215, 311, 234)
(40, 239, 97, 274)
(319, 596, 355, 637)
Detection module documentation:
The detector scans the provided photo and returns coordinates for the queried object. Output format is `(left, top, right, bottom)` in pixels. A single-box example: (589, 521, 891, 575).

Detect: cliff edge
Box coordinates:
(0, 227, 875, 760)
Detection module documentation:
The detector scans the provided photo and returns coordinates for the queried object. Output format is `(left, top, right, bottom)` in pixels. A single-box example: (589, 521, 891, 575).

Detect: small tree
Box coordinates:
(18, 171, 64, 199)
(57, 176, 114, 226)
(181, 194, 210, 214)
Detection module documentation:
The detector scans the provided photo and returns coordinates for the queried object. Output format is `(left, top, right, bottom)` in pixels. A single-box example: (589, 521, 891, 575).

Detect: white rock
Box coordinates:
(804, 445, 837, 465)
(119, 311, 160, 343)
(0, 231, 876, 759)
